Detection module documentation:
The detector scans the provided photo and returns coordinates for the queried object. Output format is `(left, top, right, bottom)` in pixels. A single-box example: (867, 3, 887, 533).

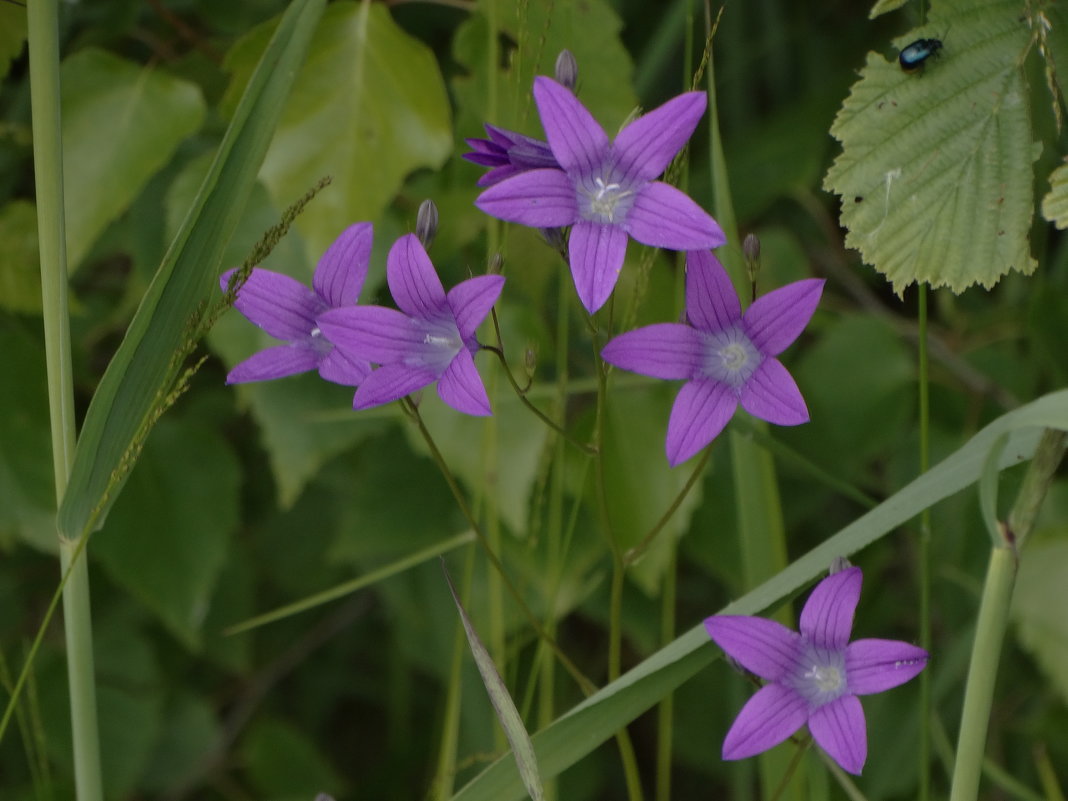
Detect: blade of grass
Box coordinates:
(450, 390, 1068, 801)
(57, 0, 327, 541)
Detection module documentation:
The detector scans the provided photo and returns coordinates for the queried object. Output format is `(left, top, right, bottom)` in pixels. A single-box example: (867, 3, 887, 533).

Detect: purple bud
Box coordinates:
(416, 199, 439, 250)
(554, 49, 578, 92)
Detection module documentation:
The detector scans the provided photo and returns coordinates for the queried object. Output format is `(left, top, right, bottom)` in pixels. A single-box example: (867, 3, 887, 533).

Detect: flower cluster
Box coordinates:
(705, 567, 928, 775)
(223, 225, 503, 417)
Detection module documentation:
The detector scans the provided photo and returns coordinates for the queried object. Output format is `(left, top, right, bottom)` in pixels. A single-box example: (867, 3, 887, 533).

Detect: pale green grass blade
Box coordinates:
(824, 0, 1035, 293)
(443, 562, 544, 801)
(451, 389, 1068, 801)
(57, 0, 326, 539)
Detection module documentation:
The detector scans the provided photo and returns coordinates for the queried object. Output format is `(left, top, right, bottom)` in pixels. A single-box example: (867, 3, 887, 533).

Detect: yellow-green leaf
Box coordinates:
(1041, 159, 1068, 228)
(824, 0, 1036, 293)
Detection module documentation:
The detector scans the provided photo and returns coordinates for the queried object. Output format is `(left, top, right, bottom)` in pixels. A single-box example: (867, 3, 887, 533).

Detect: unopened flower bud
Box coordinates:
(488, 252, 504, 275)
(416, 199, 439, 250)
(829, 556, 853, 575)
(541, 226, 566, 256)
(524, 345, 537, 380)
(554, 49, 578, 92)
(742, 232, 760, 264)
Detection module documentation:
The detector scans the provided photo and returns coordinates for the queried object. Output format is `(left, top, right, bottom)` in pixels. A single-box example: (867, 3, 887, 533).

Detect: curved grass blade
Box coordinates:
(451, 389, 1068, 801)
(57, 0, 326, 539)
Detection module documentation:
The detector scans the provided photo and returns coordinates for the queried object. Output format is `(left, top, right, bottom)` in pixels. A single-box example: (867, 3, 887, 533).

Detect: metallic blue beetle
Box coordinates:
(899, 38, 943, 73)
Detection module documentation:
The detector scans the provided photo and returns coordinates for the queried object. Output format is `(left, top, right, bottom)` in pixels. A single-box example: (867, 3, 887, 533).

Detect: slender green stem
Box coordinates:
(655, 545, 677, 801)
(917, 283, 932, 801)
(485, 309, 596, 455)
(949, 429, 1066, 801)
(399, 398, 596, 696)
(623, 446, 712, 566)
(28, 2, 103, 799)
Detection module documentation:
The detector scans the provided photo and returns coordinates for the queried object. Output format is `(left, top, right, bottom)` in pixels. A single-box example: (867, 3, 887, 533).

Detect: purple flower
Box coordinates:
(220, 222, 373, 386)
(601, 249, 824, 466)
(705, 567, 928, 775)
(317, 234, 505, 417)
(463, 124, 561, 187)
(475, 77, 725, 313)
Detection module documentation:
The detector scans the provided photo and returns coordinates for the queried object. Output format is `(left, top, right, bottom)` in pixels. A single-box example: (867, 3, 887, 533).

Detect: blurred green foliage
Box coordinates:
(2, 0, 1067, 799)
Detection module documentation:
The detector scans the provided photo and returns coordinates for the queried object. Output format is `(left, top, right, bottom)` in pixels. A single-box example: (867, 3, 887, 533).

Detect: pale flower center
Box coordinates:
(578, 174, 636, 224)
(793, 645, 848, 708)
(406, 316, 463, 374)
(700, 326, 762, 389)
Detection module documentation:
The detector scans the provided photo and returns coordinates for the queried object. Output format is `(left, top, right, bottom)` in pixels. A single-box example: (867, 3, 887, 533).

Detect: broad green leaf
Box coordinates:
(869, 0, 909, 18)
(601, 384, 704, 594)
(453, 0, 636, 140)
(60, 48, 206, 270)
(241, 717, 347, 801)
(1041, 160, 1068, 228)
(58, 0, 327, 540)
(0, 326, 57, 553)
(0, 3, 26, 81)
(92, 419, 239, 649)
(824, 0, 1036, 293)
(1013, 540, 1068, 706)
(444, 565, 544, 801)
(140, 693, 222, 795)
(222, 0, 452, 259)
(406, 379, 550, 540)
(0, 200, 41, 314)
(451, 389, 1068, 801)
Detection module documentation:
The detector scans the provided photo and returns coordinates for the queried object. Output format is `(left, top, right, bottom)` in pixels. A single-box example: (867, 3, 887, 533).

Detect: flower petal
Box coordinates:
(387, 234, 448, 321)
(845, 639, 928, 695)
(225, 344, 319, 384)
(721, 683, 809, 761)
(318, 306, 423, 365)
(739, 358, 809, 426)
(475, 168, 578, 227)
(313, 222, 372, 308)
(533, 76, 609, 175)
(601, 324, 703, 380)
(448, 274, 506, 341)
(613, 91, 706, 182)
(625, 182, 726, 250)
(705, 615, 804, 681)
(808, 695, 867, 775)
(352, 363, 436, 410)
(685, 249, 741, 333)
(799, 567, 862, 649)
(437, 348, 492, 416)
(666, 378, 737, 465)
(568, 220, 628, 313)
(221, 267, 323, 341)
(743, 278, 825, 356)
(317, 345, 371, 387)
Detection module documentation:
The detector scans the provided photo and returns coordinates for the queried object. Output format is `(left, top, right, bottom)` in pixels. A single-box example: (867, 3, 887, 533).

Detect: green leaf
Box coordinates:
(824, 0, 1036, 293)
(60, 48, 206, 270)
(0, 3, 26, 81)
(58, 0, 327, 540)
(92, 419, 239, 649)
(241, 717, 346, 801)
(601, 384, 703, 594)
(444, 564, 544, 801)
(1013, 540, 1068, 707)
(1041, 160, 1068, 228)
(222, 0, 452, 259)
(869, 0, 909, 18)
(0, 200, 41, 314)
(0, 325, 57, 553)
(451, 389, 1068, 801)
(453, 0, 636, 140)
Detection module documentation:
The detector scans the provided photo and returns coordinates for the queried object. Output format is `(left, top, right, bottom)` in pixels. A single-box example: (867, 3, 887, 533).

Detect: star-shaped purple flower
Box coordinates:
(705, 567, 928, 775)
(463, 123, 561, 187)
(476, 77, 725, 313)
(220, 222, 373, 386)
(601, 249, 824, 466)
(317, 234, 505, 417)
